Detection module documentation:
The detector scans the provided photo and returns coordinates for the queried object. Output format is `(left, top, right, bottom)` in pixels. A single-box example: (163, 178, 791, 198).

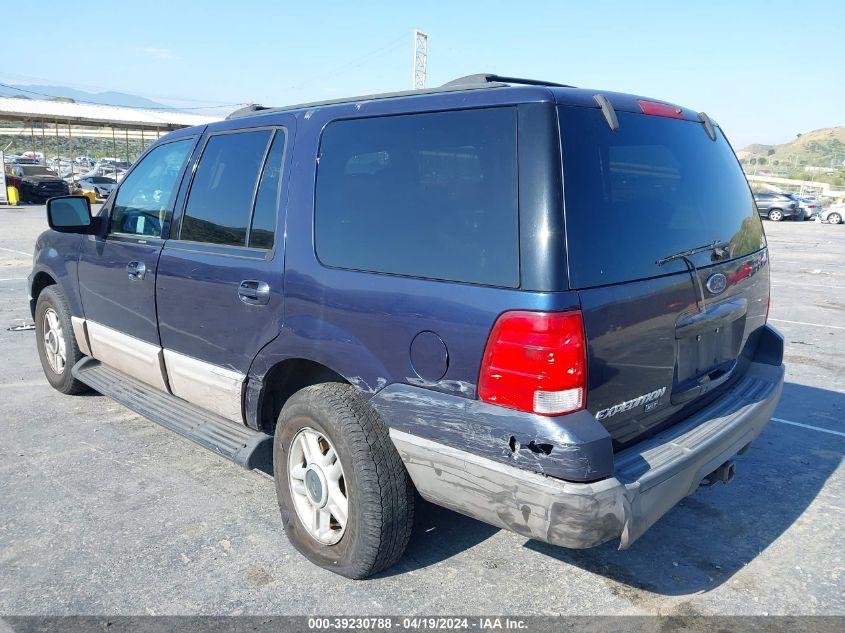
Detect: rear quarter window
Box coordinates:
(315, 107, 519, 287)
(559, 108, 765, 288)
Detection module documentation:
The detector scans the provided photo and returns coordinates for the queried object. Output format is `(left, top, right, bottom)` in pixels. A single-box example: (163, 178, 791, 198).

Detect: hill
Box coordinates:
(0, 84, 171, 110)
(741, 127, 845, 169)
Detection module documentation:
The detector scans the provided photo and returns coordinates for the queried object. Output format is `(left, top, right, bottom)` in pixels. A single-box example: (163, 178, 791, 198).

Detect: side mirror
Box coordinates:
(46, 195, 94, 234)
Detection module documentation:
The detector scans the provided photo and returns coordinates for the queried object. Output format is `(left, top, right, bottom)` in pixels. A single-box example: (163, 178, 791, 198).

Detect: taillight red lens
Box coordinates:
(637, 99, 684, 119)
(478, 311, 586, 416)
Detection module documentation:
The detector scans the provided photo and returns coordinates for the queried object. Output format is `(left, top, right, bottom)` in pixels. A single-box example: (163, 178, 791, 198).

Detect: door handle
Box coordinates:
(238, 280, 270, 305)
(126, 261, 146, 280)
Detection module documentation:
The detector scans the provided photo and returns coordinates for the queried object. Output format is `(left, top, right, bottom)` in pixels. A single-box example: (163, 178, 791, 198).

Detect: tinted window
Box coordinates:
(181, 130, 272, 246)
(20, 166, 54, 176)
(248, 131, 285, 249)
(559, 108, 765, 288)
(315, 108, 518, 287)
(111, 138, 193, 237)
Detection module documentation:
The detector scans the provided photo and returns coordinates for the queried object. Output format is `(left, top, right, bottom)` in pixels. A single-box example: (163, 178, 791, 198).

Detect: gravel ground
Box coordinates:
(0, 205, 842, 616)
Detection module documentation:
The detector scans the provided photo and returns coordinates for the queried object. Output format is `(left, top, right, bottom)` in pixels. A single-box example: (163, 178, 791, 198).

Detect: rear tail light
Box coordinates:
(478, 311, 586, 416)
(637, 100, 685, 119)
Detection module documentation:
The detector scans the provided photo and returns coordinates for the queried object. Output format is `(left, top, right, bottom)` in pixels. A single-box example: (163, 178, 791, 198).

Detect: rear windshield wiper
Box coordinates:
(656, 240, 729, 266)
(657, 240, 729, 313)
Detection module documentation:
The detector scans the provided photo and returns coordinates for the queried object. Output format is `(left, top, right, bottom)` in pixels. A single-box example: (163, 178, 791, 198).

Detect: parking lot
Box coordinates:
(0, 205, 842, 616)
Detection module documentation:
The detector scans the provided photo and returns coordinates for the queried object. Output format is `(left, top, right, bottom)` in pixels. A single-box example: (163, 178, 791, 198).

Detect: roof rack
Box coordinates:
(225, 73, 570, 121)
(441, 74, 575, 88)
(226, 103, 270, 119)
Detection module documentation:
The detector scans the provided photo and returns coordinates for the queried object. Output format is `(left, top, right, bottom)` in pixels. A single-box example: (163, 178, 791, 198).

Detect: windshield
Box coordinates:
(559, 107, 765, 288)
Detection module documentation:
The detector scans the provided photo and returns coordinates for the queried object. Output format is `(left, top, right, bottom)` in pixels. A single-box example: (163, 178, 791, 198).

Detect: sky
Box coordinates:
(3, 0, 843, 148)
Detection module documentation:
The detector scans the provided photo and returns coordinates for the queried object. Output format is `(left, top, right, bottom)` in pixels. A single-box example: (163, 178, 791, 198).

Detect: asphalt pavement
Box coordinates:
(0, 205, 842, 616)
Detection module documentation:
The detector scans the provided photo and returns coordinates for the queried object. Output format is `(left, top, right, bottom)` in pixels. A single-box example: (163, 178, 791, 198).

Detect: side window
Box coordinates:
(110, 138, 193, 237)
(248, 131, 286, 249)
(314, 108, 519, 287)
(180, 130, 272, 246)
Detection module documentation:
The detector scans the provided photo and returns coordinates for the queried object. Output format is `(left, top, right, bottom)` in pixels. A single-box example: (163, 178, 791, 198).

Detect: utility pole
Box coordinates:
(412, 30, 428, 90)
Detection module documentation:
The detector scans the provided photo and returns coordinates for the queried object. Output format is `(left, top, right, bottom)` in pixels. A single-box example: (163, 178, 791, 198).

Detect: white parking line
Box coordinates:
(769, 318, 845, 331)
(772, 417, 845, 438)
(0, 246, 32, 257)
(772, 282, 845, 290)
(0, 278, 26, 282)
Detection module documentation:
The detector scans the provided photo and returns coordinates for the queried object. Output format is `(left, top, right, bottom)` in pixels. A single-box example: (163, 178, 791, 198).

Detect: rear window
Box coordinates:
(315, 108, 519, 287)
(559, 108, 765, 288)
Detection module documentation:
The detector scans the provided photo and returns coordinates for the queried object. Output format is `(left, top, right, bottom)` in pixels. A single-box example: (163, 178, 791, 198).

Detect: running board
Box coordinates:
(72, 357, 272, 473)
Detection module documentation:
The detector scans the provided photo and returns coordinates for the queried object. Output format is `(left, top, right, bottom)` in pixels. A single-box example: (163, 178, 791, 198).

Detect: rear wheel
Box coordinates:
(273, 383, 414, 579)
(35, 286, 89, 394)
(768, 208, 784, 222)
(827, 212, 842, 225)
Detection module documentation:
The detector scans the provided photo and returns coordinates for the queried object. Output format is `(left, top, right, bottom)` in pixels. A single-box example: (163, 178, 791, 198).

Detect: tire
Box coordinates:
(828, 212, 842, 225)
(768, 208, 784, 222)
(273, 383, 414, 579)
(35, 285, 89, 394)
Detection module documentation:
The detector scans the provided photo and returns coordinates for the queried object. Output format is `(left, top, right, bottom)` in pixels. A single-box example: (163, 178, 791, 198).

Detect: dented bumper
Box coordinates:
(390, 358, 784, 549)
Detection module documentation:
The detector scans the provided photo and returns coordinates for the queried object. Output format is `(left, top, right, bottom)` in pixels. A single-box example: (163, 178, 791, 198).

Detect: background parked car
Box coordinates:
(789, 194, 820, 220)
(753, 192, 801, 221)
(75, 175, 117, 198)
(7, 165, 70, 203)
(817, 203, 843, 225)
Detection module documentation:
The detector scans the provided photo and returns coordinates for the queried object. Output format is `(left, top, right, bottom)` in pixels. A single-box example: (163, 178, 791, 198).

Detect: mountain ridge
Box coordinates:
(739, 126, 845, 168)
(0, 84, 172, 110)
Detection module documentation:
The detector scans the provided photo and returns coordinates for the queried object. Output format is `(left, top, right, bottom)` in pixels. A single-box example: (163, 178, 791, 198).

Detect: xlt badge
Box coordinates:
(596, 387, 667, 420)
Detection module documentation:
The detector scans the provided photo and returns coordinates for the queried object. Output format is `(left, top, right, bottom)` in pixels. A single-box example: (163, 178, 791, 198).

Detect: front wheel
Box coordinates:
(273, 383, 414, 579)
(768, 208, 784, 221)
(827, 212, 842, 225)
(35, 286, 89, 394)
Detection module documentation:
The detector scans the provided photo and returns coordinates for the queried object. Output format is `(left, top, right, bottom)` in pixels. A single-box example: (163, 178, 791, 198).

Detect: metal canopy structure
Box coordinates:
(0, 96, 219, 131)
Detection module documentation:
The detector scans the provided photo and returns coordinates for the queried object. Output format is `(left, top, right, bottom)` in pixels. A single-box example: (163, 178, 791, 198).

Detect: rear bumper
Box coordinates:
(390, 330, 785, 549)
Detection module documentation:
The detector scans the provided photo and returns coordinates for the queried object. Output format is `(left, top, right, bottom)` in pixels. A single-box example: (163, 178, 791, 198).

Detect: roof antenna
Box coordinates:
(593, 94, 619, 131)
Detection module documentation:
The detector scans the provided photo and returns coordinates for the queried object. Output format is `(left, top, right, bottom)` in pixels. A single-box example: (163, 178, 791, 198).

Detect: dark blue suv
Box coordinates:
(30, 75, 784, 578)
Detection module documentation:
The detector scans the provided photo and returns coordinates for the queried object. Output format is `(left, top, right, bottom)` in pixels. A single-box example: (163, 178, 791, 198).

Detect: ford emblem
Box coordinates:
(706, 272, 728, 295)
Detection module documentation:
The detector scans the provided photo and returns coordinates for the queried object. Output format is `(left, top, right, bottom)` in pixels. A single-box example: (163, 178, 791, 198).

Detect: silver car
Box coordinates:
(76, 175, 117, 199)
(818, 203, 843, 225)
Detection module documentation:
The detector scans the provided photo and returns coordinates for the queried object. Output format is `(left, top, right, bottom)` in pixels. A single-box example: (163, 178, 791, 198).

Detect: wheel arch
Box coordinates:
(29, 271, 57, 317)
(252, 357, 350, 434)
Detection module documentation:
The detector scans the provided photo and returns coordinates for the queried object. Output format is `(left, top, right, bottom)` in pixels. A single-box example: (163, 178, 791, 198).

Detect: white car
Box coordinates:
(819, 203, 843, 225)
(76, 175, 118, 198)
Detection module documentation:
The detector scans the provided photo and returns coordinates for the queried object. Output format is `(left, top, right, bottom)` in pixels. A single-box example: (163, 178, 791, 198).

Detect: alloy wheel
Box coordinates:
(42, 308, 66, 374)
(288, 427, 348, 545)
